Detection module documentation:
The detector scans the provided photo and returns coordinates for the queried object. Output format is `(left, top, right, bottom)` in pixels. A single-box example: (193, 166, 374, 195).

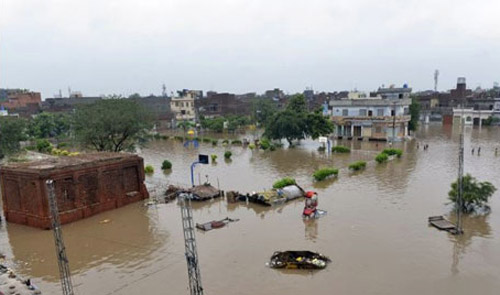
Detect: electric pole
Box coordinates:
(179, 193, 204, 295)
(46, 180, 75, 295)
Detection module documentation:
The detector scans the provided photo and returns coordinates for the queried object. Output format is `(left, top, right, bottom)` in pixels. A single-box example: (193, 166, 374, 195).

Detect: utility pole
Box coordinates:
(456, 107, 465, 234)
(392, 101, 397, 143)
(46, 180, 75, 295)
(179, 193, 204, 295)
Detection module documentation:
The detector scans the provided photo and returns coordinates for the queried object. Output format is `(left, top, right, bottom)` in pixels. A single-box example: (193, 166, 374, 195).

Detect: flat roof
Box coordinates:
(0, 152, 140, 173)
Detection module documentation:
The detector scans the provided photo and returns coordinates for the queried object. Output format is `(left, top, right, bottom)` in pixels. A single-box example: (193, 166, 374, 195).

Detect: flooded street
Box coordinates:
(1, 124, 500, 295)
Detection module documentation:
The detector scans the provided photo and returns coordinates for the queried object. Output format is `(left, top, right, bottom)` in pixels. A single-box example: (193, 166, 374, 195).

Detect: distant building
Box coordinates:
(374, 84, 412, 100)
(130, 95, 174, 130)
(0, 89, 41, 118)
(171, 91, 196, 121)
(329, 98, 411, 141)
(196, 93, 252, 118)
(42, 96, 102, 113)
(264, 88, 285, 100)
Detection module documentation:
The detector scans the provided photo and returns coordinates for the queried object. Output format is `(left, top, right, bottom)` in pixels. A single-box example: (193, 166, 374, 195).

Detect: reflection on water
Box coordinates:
(1, 124, 500, 295)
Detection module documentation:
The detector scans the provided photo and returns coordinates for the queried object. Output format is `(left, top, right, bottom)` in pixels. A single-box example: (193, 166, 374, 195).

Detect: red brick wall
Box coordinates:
(1, 156, 149, 229)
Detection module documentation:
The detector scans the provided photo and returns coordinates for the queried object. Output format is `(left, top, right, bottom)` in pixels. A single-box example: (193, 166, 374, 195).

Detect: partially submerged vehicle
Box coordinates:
(196, 217, 239, 231)
(238, 184, 305, 206)
(268, 251, 331, 270)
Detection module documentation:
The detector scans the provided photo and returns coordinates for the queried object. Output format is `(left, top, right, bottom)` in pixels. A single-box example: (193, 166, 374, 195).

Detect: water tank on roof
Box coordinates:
(457, 77, 466, 84)
(403, 83, 408, 88)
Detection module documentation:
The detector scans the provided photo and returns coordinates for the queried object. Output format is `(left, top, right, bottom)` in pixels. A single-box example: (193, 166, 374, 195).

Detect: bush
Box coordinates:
(375, 153, 389, 163)
(222, 139, 229, 144)
(202, 137, 212, 143)
(231, 139, 242, 145)
(248, 143, 256, 150)
(332, 145, 350, 153)
(273, 177, 296, 189)
(269, 144, 276, 151)
(313, 168, 339, 181)
(25, 145, 37, 151)
(212, 139, 218, 146)
(36, 139, 53, 153)
(349, 161, 366, 171)
(57, 142, 68, 148)
(224, 151, 232, 159)
(260, 138, 271, 150)
(382, 148, 403, 158)
(161, 135, 169, 140)
(449, 174, 497, 213)
(211, 154, 217, 162)
(317, 146, 326, 152)
(161, 160, 172, 170)
(174, 135, 184, 141)
(144, 165, 154, 174)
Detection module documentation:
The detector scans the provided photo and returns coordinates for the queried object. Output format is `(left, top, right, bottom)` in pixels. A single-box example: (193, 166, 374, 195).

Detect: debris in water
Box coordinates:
(268, 251, 331, 270)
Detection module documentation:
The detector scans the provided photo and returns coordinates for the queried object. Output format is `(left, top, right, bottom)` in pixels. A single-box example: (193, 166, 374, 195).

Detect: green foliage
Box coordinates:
(177, 121, 195, 131)
(161, 160, 172, 170)
(273, 177, 296, 189)
(253, 98, 278, 127)
(269, 144, 276, 151)
(332, 145, 350, 153)
(349, 161, 367, 171)
(74, 99, 152, 152)
(174, 135, 184, 141)
(222, 139, 229, 144)
(202, 137, 212, 143)
(409, 99, 421, 132)
(144, 165, 154, 174)
(211, 154, 217, 162)
(212, 139, 218, 146)
(482, 116, 500, 126)
(28, 112, 71, 139)
(382, 148, 403, 158)
(36, 139, 53, 153)
(317, 146, 326, 152)
(306, 111, 334, 140)
(313, 168, 339, 181)
(224, 151, 232, 159)
(260, 138, 271, 150)
(0, 117, 27, 158)
(248, 143, 256, 150)
(57, 142, 68, 148)
(201, 115, 251, 132)
(375, 153, 389, 163)
(231, 139, 242, 145)
(449, 174, 497, 213)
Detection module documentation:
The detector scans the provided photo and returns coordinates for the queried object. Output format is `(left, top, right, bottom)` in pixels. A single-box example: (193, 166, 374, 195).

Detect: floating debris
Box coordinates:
(268, 251, 331, 270)
(196, 217, 239, 231)
(237, 185, 305, 206)
(428, 216, 459, 234)
(0, 264, 41, 294)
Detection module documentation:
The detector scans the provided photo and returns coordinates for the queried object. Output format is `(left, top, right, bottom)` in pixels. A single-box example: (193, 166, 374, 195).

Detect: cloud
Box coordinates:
(1, 0, 499, 96)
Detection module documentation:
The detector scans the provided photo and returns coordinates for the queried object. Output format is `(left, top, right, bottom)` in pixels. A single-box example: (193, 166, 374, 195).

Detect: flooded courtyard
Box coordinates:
(1, 124, 500, 295)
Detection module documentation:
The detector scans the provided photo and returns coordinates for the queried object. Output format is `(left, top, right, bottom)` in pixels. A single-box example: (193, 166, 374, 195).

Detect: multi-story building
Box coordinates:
(373, 84, 412, 100)
(329, 98, 412, 141)
(0, 89, 41, 118)
(196, 92, 251, 118)
(170, 91, 196, 122)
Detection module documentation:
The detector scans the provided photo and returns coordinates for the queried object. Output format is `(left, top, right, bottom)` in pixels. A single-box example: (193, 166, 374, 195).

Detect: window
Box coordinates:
(359, 109, 367, 116)
(391, 110, 395, 116)
(368, 110, 373, 117)
(181, 110, 186, 115)
(377, 109, 384, 116)
(342, 109, 348, 116)
(175, 102, 179, 107)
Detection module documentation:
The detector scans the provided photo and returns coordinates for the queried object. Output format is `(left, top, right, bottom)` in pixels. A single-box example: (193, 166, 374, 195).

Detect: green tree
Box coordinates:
(73, 99, 152, 152)
(128, 93, 141, 99)
(0, 117, 27, 158)
(252, 98, 277, 127)
(449, 174, 497, 213)
(28, 112, 71, 139)
(409, 99, 420, 132)
(264, 94, 333, 145)
(306, 110, 334, 140)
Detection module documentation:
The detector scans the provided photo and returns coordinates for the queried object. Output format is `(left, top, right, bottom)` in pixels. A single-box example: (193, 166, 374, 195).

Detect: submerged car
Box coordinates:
(268, 250, 331, 270)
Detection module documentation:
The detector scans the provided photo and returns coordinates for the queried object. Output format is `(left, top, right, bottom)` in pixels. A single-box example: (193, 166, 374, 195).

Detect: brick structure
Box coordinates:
(0, 153, 149, 229)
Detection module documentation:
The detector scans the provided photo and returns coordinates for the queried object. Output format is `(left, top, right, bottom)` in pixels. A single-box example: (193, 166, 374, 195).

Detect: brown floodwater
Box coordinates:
(1, 124, 500, 295)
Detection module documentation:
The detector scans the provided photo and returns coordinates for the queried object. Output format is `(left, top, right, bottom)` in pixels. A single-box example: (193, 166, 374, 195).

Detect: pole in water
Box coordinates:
(456, 107, 465, 234)
(46, 180, 75, 295)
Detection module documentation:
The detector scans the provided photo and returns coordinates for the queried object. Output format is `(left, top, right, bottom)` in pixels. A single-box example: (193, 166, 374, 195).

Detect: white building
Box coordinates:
(170, 91, 196, 122)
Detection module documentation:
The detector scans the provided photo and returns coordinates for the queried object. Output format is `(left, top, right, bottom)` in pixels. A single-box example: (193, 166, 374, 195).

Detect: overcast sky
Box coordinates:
(1, 0, 499, 98)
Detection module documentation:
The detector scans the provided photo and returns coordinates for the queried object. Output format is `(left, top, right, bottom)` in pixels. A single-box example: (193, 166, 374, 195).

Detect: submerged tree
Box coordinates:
(74, 99, 152, 152)
(449, 174, 497, 213)
(27, 112, 72, 139)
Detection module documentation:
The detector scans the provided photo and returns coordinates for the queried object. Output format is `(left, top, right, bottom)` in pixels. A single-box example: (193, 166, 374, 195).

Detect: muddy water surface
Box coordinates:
(1, 124, 500, 295)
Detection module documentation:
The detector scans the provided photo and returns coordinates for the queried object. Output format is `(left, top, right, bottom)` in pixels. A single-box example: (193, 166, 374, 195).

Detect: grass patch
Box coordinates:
(313, 168, 339, 181)
(144, 165, 154, 174)
(224, 151, 232, 159)
(273, 177, 296, 189)
(349, 161, 366, 171)
(382, 148, 403, 158)
(375, 153, 389, 163)
(332, 145, 350, 153)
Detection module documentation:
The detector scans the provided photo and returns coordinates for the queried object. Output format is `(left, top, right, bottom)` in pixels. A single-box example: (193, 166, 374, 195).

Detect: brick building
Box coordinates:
(0, 153, 149, 229)
(0, 90, 41, 118)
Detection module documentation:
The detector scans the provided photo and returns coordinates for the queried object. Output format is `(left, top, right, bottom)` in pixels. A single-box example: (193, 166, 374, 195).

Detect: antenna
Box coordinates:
(434, 70, 439, 92)
(162, 84, 167, 97)
(46, 180, 75, 295)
